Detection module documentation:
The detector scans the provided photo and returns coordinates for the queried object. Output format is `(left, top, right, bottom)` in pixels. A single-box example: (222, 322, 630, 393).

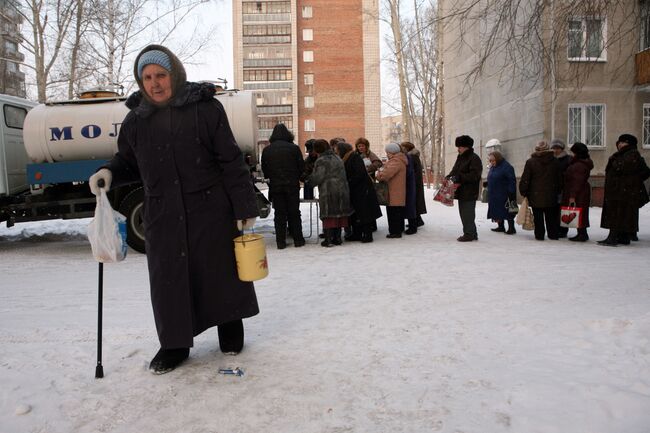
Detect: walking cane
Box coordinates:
(95, 178, 105, 379)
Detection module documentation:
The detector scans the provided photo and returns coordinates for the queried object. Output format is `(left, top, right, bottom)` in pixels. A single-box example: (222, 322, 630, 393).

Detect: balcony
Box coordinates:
(243, 13, 291, 24)
(243, 58, 292, 68)
(636, 49, 650, 87)
(257, 105, 292, 115)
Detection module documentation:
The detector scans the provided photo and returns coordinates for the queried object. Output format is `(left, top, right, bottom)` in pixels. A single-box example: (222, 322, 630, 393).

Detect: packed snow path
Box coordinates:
(1, 191, 649, 433)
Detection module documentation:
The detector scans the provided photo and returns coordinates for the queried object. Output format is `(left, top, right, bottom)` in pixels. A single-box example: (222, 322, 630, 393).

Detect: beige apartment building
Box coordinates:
(232, 0, 382, 155)
(0, 3, 26, 98)
(441, 0, 650, 205)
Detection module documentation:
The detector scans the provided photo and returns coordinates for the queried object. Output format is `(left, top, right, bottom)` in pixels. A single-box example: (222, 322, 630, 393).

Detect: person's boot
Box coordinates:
(361, 225, 373, 243)
(416, 215, 425, 227)
(332, 228, 343, 245)
(274, 221, 287, 249)
(617, 233, 631, 245)
(598, 231, 619, 247)
(491, 221, 505, 232)
(630, 232, 639, 241)
(569, 228, 588, 242)
(321, 229, 334, 247)
(218, 319, 244, 355)
(405, 218, 417, 235)
(505, 220, 516, 235)
(149, 347, 190, 375)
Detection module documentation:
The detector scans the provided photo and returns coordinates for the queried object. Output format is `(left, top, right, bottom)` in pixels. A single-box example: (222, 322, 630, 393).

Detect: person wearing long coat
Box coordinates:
(519, 141, 563, 241)
(561, 142, 594, 242)
(400, 142, 427, 228)
(309, 139, 353, 246)
(599, 134, 650, 246)
(335, 141, 382, 243)
(376, 143, 408, 238)
(486, 151, 517, 234)
(89, 45, 259, 374)
(551, 139, 571, 238)
(355, 137, 383, 179)
(446, 135, 483, 242)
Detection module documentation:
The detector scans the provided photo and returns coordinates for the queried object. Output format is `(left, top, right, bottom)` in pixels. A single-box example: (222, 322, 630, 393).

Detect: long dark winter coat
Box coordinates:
(601, 144, 650, 232)
(261, 139, 304, 200)
(487, 159, 516, 221)
(309, 148, 353, 218)
(404, 153, 417, 219)
(341, 150, 382, 224)
(519, 151, 563, 208)
(562, 157, 594, 228)
(106, 45, 259, 349)
(409, 149, 427, 216)
(447, 148, 483, 201)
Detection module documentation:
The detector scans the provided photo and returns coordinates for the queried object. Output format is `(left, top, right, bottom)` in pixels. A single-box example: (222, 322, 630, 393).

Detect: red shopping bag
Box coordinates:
(560, 205, 583, 228)
(434, 178, 459, 207)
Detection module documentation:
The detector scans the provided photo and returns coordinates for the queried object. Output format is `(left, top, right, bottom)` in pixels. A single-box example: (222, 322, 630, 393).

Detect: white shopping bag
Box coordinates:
(87, 189, 128, 263)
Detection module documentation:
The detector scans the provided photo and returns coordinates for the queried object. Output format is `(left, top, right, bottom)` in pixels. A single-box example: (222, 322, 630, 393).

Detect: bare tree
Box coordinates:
(9, 0, 78, 102)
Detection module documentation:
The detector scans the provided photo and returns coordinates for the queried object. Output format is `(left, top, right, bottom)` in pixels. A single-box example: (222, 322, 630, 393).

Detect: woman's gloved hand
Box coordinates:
(89, 169, 112, 196)
(236, 218, 257, 231)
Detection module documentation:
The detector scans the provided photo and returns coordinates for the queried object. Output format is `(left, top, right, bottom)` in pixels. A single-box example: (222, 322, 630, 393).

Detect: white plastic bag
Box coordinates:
(88, 189, 128, 263)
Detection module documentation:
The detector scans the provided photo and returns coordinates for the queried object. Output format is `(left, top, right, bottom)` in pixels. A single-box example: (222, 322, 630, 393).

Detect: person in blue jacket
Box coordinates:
(487, 150, 517, 234)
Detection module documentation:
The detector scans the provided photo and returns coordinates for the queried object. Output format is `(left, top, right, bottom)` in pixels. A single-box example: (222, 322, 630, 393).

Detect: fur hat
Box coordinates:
(570, 142, 589, 159)
(550, 139, 565, 150)
(455, 135, 474, 148)
(137, 50, 172, 78)
(618, 134, 638, 148)
(385, 143, 401, 154)
(535, 141, 550, 152)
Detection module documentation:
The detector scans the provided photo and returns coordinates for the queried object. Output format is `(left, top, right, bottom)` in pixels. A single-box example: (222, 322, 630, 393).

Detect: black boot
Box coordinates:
(491, 221, 505, 232)
(274, 221, 287, 249)
(416, 215, 425, 227)
(405, 218, 417, 235)
(361, 225, 373, 243)
(321, 229, 334, 247)
(149, 347, 190, 375)
(569, 228, 588, 242)
(598, 231, 619, 247)
(617, 233, 630, 245)
(218, 319, 244, 355)
(505, 220, 516, 235)
(332, 228, 343, 245)
(630, 232, 639, 241)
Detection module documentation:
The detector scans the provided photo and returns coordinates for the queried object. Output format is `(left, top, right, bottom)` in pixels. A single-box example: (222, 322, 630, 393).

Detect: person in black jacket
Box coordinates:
(551, 138, 571, 238)
(599, 134, 650, 246)
(301, 139, 317, 199)
(446, 135, 483, 242)
(261, 124, 306, 249)
(519, 141, 563, 240)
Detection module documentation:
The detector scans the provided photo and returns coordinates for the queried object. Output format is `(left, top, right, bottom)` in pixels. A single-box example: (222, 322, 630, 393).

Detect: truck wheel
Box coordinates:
(118, 187, 146, 254)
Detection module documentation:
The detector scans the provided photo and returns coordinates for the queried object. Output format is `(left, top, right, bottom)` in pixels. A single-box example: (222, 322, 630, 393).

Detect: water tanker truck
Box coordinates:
(0, 89, 269, 253)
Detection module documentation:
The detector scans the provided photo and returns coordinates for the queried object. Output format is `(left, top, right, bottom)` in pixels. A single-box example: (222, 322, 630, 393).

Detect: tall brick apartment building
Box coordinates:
(0, 3, 26, 98)
(232, 0, 382, 155)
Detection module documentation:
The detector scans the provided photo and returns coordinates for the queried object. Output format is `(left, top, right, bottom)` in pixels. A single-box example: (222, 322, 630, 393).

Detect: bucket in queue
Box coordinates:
(233, 233, 269, 282)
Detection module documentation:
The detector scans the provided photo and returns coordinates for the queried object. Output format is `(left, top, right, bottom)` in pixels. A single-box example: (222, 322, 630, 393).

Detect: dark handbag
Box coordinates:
(374, 181, 389, 206)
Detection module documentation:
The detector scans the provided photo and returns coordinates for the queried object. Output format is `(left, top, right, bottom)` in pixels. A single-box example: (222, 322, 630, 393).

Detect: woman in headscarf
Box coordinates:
(561, 142, 593, 242)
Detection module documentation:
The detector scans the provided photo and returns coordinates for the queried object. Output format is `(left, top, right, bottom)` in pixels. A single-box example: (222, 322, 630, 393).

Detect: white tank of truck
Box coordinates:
(23, 89, 259, 164)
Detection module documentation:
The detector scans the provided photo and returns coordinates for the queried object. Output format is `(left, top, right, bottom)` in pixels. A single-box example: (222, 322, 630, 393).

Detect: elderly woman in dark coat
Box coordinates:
(519, 141, 563, 241)
(88, 45, 259, 374)
(561, 142, 594, 242)
(355, 137, 383, 179)
(400, 142, 427, 228)
(309, 139, 353, 247)
(335, 141, 381, 243)
(487, 150, 517, 234)
(599, 134, 650, 246)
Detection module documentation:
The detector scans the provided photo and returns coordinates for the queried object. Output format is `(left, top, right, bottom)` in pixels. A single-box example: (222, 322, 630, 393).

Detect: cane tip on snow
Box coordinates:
(15, 403, 32, 415)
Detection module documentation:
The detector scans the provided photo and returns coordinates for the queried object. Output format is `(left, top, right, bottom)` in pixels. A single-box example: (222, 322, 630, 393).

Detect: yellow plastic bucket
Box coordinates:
(233, 233, 269, 282)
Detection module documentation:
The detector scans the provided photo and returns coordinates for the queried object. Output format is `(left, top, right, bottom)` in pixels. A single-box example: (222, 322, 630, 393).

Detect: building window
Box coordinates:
(4, 105, 28, 129)
(243, 69, 292, 81)
(304, 119, 315, 131)
(642, 0, 650, 51)
(302, 6, 312, 18)
(568, 103, 605, 147)
(303, 51, 314, 62)
(303, 29, 313, 41)
(568, 18, 606, 61)
(643, 104, 650, 148)
(304, 96, 314, 108)
(304, 74, 314, 85)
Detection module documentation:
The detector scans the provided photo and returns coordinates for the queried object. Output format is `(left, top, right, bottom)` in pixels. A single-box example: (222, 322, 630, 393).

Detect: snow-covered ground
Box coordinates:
(1, 189, 650, 433)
